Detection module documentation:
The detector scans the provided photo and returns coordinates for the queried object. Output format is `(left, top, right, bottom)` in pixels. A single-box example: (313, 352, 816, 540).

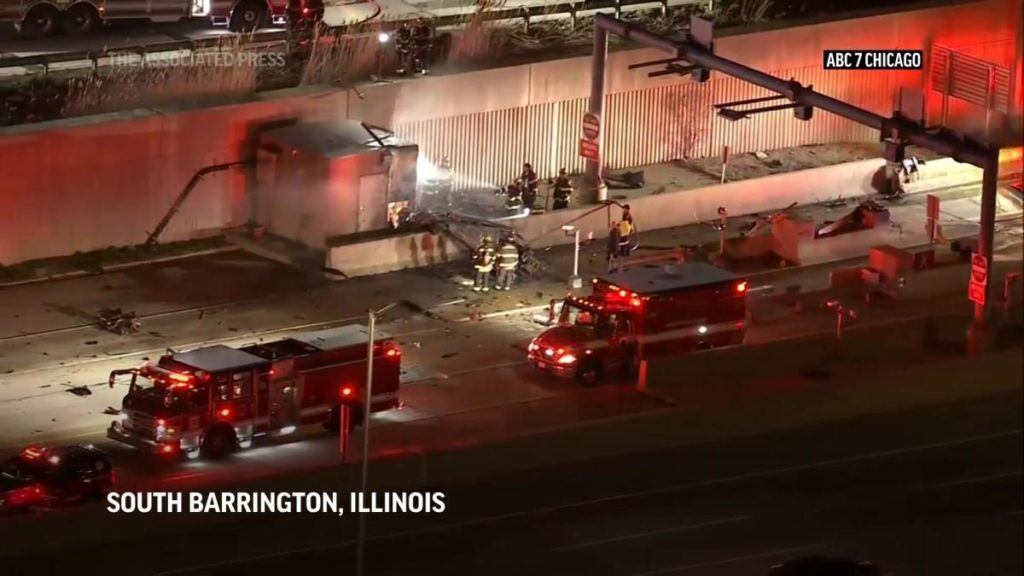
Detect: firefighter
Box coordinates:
(520, 163, 539, 210)
(551, 168, 573, 210)
(496, 236, 520, 291)
(472, 236, 496, 292)
(621, 204, 634, 227)
(617, 217, 633, 257)
(606, 220, 620, 272)
(412, 18, 433, 75)
(394, 22, 413, 75)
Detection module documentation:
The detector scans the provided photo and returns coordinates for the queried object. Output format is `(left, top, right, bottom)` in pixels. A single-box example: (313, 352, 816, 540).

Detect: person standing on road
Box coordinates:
(394, 22, 413, 75)
(412, 18, 433, 75)
(496, 237, 520, 291)
(606, 220, 621, 272)
(472, 236, 496, 292)
(520, 163, 539, 210)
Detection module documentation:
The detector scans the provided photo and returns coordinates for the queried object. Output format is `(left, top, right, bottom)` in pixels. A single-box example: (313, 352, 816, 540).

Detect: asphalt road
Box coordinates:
(3, 388, 1019, 576)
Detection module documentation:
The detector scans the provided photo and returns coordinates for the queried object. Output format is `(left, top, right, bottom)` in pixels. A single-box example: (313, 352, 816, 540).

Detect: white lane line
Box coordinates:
(152, 428, 1021, 576)
(631, 545, 818, 575)
(558, 516, 752, 551)
(933, 470, 1023, 489)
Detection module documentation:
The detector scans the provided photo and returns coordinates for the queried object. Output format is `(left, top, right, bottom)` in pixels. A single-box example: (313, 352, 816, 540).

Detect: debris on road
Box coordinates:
(103, 407, 120, 415)
(39, 384, 51, 388)
(67, 386, 92, 397)
(441, 352, 459, 359)
(84, 340, 98, 345)
(97, 308, 141, 335)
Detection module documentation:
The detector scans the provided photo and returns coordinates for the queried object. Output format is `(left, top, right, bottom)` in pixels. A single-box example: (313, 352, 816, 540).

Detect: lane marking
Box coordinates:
(152, 428, 1021, 576)
(558, 516, 751, 551)
(631, 545, 818, 575)
(933, 470, 1023, 489)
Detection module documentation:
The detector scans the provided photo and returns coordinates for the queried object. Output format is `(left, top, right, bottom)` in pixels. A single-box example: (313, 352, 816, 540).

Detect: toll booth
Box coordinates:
(254, 120, 419, 251)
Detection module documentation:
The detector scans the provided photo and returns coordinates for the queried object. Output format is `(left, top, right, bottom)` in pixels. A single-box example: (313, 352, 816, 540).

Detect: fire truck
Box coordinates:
(528, 262, 748, 385)
(107, 325, 400, 459)
(1, 0, 305, 38)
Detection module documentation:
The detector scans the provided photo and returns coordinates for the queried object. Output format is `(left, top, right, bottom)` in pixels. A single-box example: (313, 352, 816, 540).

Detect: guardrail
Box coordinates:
(0, 0, 699, 74)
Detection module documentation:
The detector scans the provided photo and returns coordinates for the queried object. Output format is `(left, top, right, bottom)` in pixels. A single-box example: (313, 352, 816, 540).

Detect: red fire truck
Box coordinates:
(107, 325, 400, 459)
(528, 262, 748, 385)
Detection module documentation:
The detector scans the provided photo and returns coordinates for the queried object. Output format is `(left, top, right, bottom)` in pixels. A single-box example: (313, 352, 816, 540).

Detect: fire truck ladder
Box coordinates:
(144, 160, 256, 250)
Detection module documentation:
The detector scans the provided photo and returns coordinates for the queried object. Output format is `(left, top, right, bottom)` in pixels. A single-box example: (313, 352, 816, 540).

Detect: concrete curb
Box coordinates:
(0, 245, 241, 289)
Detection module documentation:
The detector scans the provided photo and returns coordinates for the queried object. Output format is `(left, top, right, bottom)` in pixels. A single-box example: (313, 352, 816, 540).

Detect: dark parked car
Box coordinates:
(769, 556, 880, 576)
(0, 445, 114, 513)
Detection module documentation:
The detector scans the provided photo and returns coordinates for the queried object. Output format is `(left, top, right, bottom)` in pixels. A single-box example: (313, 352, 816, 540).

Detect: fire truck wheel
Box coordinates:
(200, 424, 237, 459)
(229, 1, 267, 33)
(17, 5, 59, 38)
(63, 4, 99, 35)
(576, 361, 603, 388)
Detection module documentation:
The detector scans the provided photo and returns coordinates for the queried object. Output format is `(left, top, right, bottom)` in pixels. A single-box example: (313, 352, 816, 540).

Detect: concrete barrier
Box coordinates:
(512, 158, 888, 250)
(325, 230, 467, 278)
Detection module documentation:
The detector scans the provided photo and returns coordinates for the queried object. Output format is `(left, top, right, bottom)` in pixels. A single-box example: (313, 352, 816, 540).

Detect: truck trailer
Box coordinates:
(107, 324, 400, 459)
(528, 262, 748, 385)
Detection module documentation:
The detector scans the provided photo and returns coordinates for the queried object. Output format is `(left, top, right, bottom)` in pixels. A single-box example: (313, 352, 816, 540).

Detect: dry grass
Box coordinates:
(711, 0, 774, 24)
(300, 20, 391, 85)
(63, 35, 265, 116)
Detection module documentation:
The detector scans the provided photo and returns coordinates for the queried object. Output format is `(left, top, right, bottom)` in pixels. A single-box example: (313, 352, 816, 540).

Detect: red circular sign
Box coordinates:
(582, 113, 600, 141)
(970, 254, 988, 283)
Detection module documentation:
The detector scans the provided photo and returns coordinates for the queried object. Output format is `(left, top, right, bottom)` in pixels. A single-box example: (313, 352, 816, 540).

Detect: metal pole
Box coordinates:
(572, 229, 581, 277)
(587, 26, 608, 203)
(355, 309, 376, 576)
(339, 404, 350, 462)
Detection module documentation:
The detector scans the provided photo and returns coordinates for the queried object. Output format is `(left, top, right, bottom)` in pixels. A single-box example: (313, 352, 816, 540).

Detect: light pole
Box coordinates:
(355, 302, 399, 576)
(563, 224, 583, 289)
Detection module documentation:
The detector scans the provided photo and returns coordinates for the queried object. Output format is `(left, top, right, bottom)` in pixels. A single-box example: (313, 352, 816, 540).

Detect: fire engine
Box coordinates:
(107, 324, 400, 459)
(528, 262, 748, 385)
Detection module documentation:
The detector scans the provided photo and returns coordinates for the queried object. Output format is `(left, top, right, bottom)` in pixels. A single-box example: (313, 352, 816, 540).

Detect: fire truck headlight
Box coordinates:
(557, 354, 577, 364)
(698, 325, 708, 335)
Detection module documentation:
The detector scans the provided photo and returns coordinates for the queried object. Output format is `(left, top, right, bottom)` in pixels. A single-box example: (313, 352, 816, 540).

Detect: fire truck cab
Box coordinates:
(107, 325, 400, 460)
(528, 263, 748, 385)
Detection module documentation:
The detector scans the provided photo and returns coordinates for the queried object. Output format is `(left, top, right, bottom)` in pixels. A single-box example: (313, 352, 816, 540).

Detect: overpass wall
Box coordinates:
(0, 0, 1013, 266)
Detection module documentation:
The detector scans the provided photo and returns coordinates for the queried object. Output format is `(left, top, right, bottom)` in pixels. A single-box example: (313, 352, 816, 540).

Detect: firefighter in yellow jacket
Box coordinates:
(496, 236, 520, 291)
(472, 236, 496, 292)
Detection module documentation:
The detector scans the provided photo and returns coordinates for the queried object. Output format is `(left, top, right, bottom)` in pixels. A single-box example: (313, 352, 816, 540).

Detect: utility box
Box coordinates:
(254, 121, 418, 251)
(869, 245, 914, 281)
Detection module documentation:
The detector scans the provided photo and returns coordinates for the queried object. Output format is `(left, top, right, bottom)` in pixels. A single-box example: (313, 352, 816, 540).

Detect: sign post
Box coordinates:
(338, 404, 350, 462)
(926, 194, 940, 245)
(579, 112, 601, 162)
(968, 253, 988, 306)
(720, 145, 730, 184)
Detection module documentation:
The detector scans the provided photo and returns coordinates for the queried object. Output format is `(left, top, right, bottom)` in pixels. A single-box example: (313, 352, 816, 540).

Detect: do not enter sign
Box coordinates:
(971, 253, 988, 284)
(968, 253, 988, 305)
(581, 113, 601, 141)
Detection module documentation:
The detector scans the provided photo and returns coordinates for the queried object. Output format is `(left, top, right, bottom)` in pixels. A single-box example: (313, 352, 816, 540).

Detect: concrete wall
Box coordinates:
(326, 230, 467, 277)
(0, 0, 1014, 266)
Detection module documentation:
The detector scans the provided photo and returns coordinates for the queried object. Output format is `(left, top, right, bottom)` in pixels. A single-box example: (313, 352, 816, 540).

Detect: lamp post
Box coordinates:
(355, 302, 399, 576)
(563, 224, 583, 289)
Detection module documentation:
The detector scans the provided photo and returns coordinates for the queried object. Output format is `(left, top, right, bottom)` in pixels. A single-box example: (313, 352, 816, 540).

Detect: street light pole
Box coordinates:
(355, 308, 376, 576)
(564, 225, 583, 289)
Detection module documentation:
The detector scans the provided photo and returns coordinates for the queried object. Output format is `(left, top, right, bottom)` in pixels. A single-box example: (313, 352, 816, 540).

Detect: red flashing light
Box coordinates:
(340, 385, 354, 398)
(618, 290, 628, 298)
(160, 444, 175, 455)
(23, 447, 44, 459)
(735, 281, 748, 294)
(218, 407, 232, 419)
(168, 373, 191, 383)
(386, 348, 400, 357)
(157, 419, 166, 427)
(302, 7, 310, 14)
(629, 298, 642, 307)
(268, 369, 275, 376)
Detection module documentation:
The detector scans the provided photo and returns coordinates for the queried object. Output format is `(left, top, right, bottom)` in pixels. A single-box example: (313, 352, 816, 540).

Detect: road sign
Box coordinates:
(968, 253, 988, 305)
(581, 113, 601, 141)
(579, 138, 599, 161)
(926, 194, 939, 242)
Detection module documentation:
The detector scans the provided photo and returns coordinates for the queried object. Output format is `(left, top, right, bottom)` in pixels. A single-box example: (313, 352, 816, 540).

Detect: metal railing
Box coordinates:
(0, 0, 700, 75)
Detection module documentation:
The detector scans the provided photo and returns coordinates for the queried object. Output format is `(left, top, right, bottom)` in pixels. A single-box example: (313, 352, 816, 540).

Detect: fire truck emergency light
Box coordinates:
(340, 385, 355, 398)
